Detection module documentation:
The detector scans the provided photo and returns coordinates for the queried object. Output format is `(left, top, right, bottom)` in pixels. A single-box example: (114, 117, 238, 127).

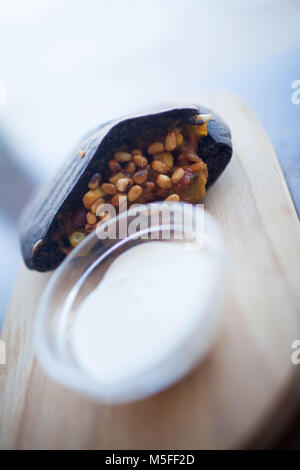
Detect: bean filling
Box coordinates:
(54, 115, 210, 253)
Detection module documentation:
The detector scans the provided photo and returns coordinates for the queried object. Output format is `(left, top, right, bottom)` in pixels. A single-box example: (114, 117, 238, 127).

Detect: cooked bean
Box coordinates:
(156, 174, 172, 189)
(116, 177, 132, 192)
(88, 173, 101, 189)
(86, 211, 97, 225)
(144, 181, 155, 192)
(69, 230, 86, 247)
(165, 132, 177, 151)
(114, 151, 132, 162)
(82, 188, 105, 209)
(111, 193, 127, 207)
(133, 153, 148, 168)
(133, 170, 148, 185)
(109, 172, 125, 184)
(128, 185, 143, 201)
(159, 152, 174, 169)
(91, 197, 105, 214)
(185, 152, 201, 163)
(165, 194, 180, 201)
(147, 142, 164, 155)
(171, 167, 185, 184)
(124, 161, 137, 175)
(108, 159, 121, 174)
(173, 170, 193, 193)
(175, 132, 183, 146)
(151, 160, 169, 174)
(101, 183, 117, 195)
(188, 161, 207, 174)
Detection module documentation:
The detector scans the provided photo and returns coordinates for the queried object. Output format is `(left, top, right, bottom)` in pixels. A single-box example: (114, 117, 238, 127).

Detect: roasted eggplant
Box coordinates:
(20, 105, 232, 271)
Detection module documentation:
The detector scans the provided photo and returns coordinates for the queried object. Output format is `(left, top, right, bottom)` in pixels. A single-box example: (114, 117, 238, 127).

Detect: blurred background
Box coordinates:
(0, 0, 299, 328)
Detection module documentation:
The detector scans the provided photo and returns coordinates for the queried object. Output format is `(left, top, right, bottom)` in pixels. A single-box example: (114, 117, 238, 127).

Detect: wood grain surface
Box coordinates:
(1, 94, 300, 450)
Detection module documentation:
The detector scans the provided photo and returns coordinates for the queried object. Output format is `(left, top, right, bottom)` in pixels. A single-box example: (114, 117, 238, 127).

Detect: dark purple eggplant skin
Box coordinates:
(20, 105, 232, 271)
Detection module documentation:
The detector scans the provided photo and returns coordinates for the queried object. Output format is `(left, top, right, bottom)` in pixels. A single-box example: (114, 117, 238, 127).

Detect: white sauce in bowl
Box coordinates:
(70, 229, 227, 397)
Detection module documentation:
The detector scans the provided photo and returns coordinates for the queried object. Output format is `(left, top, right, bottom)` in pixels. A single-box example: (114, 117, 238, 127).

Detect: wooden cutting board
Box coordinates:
(1, 94, 300, 450)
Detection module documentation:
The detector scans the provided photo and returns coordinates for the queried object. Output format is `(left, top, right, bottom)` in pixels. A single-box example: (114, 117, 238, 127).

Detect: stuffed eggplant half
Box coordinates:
(20, 106, 232, 271)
